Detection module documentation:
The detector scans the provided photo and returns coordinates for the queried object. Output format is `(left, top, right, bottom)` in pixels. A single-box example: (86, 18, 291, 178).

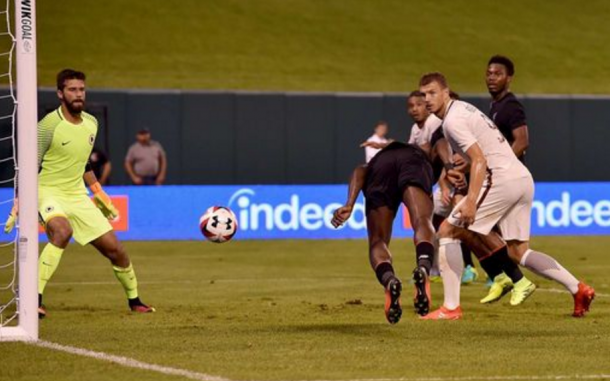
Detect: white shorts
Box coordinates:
(447, 174, 534, 241)
(433, 187, 453, 218)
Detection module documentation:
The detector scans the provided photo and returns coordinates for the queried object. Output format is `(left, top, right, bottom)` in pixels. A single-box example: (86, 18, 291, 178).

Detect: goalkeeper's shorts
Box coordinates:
(38, 188, 113, 245)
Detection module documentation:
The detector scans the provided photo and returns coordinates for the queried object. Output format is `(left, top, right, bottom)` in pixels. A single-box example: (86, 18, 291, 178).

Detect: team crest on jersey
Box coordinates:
(89, 134, 95, 145)
(45, 206, 54, 214)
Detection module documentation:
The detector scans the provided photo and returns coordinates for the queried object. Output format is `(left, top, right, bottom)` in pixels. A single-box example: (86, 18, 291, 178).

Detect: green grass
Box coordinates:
(24, 0, 610, 93)
(1, 237, 609, 381)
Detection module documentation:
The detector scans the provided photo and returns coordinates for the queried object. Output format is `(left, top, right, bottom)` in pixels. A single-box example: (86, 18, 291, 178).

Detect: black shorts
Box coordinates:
(363, 142, 434, 215)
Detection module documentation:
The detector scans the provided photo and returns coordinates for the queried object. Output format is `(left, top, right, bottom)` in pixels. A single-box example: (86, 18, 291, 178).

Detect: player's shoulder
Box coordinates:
(82, 111, 99, 127)
(424, 114, 442, 131)
(38, 108, 63, 130)
(445, 101, 473, 125)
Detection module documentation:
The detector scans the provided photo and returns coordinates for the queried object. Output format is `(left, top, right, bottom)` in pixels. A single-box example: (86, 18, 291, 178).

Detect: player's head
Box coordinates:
(419, 72, 450, 115)
(374, 121, 388, 137)
(407, 90, 429, 123)
(486, 55, 514, 96)
(56, 69, 86, 114)
(136, 128, 152, 144)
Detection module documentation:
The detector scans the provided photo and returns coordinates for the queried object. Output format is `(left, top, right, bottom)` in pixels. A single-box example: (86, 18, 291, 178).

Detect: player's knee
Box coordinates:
(48, 222, 73, 247)
(437, 220, 456, 239)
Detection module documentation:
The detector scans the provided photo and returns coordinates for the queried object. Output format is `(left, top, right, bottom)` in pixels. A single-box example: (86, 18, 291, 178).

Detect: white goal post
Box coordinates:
(0, 0, 38, 342)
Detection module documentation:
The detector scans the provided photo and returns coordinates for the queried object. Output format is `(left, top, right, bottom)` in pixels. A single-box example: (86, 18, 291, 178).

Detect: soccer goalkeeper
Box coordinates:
(4, 69, 154, 317)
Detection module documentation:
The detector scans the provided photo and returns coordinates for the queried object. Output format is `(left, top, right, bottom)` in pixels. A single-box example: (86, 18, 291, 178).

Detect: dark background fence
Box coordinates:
(3, 89, 610, 185)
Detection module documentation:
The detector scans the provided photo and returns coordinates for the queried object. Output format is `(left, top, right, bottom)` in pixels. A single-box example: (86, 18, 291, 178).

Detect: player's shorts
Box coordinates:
(38, 188, 113, 245)
(363, 142, 434, 215)
(447, 173, 533, 241)
(433, 187, 453, 218)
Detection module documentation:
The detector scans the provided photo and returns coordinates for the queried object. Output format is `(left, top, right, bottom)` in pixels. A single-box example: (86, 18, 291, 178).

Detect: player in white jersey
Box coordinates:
(418, 72, 595, 320)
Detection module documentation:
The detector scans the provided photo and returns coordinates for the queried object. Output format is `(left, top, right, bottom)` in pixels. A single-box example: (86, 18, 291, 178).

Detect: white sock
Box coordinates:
(438, 238, 463, 310)
(520, 249, 579, 294)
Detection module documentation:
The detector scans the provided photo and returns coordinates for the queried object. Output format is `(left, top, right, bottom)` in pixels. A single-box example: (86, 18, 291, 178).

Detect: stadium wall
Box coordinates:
(6, 90, 610, 185)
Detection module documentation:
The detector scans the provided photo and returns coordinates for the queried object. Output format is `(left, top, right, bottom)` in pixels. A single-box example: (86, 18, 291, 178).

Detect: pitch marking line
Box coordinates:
(30, 341, 610, 381)
(32, 340, 230, 381)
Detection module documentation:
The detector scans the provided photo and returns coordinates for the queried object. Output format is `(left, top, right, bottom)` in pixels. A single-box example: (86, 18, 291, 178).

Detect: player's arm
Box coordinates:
(456, 143, 487, 226)
(511, 125, 529, 158)
(360, 140, 392, 149)
(99, 161, 112, 185)
(84, 167, 118, 220)
(124, 148, 142, 185)
(331, 164, 368, 228)
(156, 146, 167, 185)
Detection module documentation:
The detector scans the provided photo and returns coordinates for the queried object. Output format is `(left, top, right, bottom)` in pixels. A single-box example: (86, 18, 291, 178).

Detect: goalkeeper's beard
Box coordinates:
(66, 99, 85, 115)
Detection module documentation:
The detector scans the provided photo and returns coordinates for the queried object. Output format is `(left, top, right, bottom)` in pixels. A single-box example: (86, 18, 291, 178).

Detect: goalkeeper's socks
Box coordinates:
(38, 243, 64, 294)
(113, 263, 139, 299)
(374, 262, 396, 288)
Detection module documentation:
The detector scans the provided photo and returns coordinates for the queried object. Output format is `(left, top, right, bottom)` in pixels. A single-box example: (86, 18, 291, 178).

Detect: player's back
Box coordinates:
(443, 100, 529, 181)
(38, 108, 98, 195)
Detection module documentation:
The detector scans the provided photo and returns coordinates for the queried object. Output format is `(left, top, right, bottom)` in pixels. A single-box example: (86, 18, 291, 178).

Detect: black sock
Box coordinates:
(375, 262, 396, 288)
(495, 246, 523, 283)
(38, 293, 43, 307)
(415, 242, 434, 274)
(128, 297, 142, 307)
(462, 243, 474, 267)
(479, 253, 503, 280)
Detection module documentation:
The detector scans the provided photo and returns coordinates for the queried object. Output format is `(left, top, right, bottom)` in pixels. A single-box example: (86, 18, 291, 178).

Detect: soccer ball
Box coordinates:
(199, 206, 238, 243)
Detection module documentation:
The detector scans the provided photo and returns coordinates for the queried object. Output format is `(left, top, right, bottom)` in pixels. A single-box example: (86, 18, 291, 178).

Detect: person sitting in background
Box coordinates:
(360, 121, 393, 163)
(89, 147, 111, 185)
(124, 128, 167, 185)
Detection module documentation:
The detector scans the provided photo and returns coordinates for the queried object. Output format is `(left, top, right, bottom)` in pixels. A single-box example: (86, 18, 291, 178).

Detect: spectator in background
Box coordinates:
(360, 121, 393, 163)
(124, 128, 167, 185)
(89, 147, 111, 185)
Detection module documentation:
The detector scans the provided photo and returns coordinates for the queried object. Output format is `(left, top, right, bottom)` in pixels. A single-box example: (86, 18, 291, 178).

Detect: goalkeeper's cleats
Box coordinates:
(384, 278, 402, 324)
(3, 200, 18, 234)
(420, 305, 462, 320)
(510, 277, 537, 306)
(412, 266, 431, 316)
(90, 182, 118, 220)
(480, 273, 513, 304)
(129, 297, 156, 313)
(572, 282, 595, 317)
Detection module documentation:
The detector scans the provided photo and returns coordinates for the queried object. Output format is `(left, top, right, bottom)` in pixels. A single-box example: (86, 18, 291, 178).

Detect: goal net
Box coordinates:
(0, 0, 38, 341)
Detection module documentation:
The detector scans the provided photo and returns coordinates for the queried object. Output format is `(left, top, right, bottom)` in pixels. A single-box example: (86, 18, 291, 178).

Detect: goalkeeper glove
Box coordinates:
(90, 182, 118, 220)
(3, 199, 17, 233)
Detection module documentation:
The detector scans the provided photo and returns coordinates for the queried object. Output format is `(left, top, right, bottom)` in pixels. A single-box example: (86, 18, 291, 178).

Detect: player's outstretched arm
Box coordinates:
(84, 169, 118, 220)
(331, 165, 368, 228)
(3, 198, 18, 233)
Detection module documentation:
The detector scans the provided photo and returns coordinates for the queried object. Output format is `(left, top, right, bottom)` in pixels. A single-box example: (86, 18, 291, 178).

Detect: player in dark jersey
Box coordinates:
(331, 142, 446, 323)
(486, 55, 529, 162)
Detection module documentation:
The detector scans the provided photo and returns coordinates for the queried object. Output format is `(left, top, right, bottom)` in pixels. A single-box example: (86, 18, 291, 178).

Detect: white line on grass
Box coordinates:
(32, 340, 230, 381)
(30, 341, 609, 381)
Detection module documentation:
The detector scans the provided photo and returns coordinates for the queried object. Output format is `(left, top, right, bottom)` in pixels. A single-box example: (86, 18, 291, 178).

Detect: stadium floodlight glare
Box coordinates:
(0, 0, 38, 342)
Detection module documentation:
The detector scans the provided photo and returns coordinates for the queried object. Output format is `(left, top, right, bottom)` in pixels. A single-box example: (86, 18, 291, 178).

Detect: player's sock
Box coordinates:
(496, 245, 524, 283)
(478, 252, 503, 280)
(375, 262, 396, 288)
(113, 263, 139, 299)
(438, 238, 463, 310)
(520, 249, 579, 294)
(38, 243, 64, 295)
(461, 243, 474, 267)
(415, 241, 434, 274)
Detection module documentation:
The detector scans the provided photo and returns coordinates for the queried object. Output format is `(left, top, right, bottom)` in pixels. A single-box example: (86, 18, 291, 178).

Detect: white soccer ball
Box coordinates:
(199, 206, 238, 243)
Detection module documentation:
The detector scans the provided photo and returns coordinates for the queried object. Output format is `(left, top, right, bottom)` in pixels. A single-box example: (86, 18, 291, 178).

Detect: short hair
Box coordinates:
(408, 90, 425, 99)
(57, 69, 86, 90)
(419, 72, 448, 88)
(449, 90, 460, 100)
(488, 55, 515, 76)
(376, 120, 388, 127)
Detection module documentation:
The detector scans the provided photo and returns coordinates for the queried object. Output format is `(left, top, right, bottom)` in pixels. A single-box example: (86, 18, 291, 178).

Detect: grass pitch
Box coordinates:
(30, 0, 610, 93)
(1, 237, 609, 381)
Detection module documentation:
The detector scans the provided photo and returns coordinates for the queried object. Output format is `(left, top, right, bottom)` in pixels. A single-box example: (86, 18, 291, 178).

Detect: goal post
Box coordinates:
(0, 0, 38, 342)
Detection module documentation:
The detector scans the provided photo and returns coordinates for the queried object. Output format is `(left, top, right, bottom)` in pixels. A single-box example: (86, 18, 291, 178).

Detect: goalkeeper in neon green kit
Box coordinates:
(4, 69, 154, 317)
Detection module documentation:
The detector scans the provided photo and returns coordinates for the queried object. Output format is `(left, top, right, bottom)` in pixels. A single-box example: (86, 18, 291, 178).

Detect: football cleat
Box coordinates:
(461, 265, 479, 284)
(384, 278, 402, 324)
(129, 298, 156, 313)
(412, 266, 431, 316)
(510, 277, 537, 306)
(420, 305, 462, 320)
(573, 282, 595, 317)
(480, 273, 513, 304)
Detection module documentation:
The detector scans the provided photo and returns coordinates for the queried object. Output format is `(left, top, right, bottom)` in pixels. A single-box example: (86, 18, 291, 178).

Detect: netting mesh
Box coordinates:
(0, 0, 18, 328)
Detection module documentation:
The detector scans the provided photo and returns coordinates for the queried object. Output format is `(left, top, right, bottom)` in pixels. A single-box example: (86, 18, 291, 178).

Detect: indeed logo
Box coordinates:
(532, 192, 610, 228)
(228, 188, 366, 231)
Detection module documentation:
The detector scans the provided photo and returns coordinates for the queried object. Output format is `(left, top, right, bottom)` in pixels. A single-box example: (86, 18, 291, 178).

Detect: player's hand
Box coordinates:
(441, 187, 452, 206)
(90, 182, 119, 220)
(331, 205, 353, 228)
(453, 154, 468, 172)
(3, 199, 18, 233)
(447, 169, 467, 189)
(132, 176, 143, 185)
(455, 198, 476, 227)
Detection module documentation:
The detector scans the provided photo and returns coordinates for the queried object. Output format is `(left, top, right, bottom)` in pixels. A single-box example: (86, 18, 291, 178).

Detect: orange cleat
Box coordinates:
(572, 282, 595, 318)
(420, 305, 462, 320)
(412, 266, 431, 316)
(384, 278, 402, 324)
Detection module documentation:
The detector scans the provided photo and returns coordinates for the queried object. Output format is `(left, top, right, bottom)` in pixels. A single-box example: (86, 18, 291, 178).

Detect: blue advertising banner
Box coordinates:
(1, 182, 609, 241)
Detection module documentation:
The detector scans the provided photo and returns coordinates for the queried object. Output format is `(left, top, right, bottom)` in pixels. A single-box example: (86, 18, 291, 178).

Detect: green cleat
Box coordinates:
(480, 273, 513, 304)
(461, 265, 479, 284)
(510, 277, 537, 306)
